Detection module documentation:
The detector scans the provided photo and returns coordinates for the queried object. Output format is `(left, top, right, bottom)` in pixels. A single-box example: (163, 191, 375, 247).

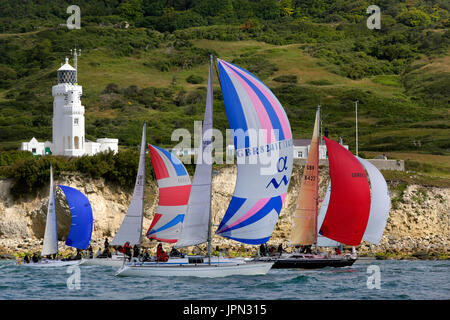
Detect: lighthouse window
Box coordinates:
(74, 118, 79, 125)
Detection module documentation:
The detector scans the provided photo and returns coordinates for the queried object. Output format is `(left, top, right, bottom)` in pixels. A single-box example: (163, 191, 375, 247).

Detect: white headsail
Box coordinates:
(42, 164, 58, 256)
(111, 122, 146, 246)
(358, 157, 390, 244)
(175, 57, 214, 248)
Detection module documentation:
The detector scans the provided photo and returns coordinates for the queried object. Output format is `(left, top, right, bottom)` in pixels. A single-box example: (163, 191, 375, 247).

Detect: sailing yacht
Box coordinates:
(80, 123, 148, 267)
(116, 56, 294, 277)
(22, 164, 93, 267)
(258, 106, 390, 268)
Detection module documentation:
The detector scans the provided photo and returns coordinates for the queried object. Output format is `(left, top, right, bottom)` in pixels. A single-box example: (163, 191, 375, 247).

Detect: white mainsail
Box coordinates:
(175, 57, 214, 248)
(358, 157, 390, 244)
(41, 164, 58, 256)
(111, 122, 146, 246)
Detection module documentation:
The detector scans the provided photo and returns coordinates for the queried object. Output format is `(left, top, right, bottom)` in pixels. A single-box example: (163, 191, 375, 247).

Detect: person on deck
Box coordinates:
(133, 245, 140, 258)
(169, 247, 182, 257)
(121, 241, 132, 261)
(104, 238, 109, 251)
(277, 244, 283, 256)
(74, 248, 82, 260)
(105, 246, 112, 258)
(142, 249, 151, 262)
(335, 247, 342, 255)
(259, 243, 267, 256)
(156, 243, 169, 262)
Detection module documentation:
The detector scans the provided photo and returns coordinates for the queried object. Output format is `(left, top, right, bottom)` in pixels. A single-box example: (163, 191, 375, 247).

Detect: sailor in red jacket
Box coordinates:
(156, 243, 169, 262)
(121, 241, 132, 261)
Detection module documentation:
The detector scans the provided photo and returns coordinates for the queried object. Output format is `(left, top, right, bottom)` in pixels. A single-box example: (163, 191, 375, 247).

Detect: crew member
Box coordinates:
(156, 243, 169, 262)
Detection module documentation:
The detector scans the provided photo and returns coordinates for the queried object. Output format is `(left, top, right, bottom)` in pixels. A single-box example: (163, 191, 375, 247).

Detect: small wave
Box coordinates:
(253, 281, 281, 289)
(287, 275, 310, 284)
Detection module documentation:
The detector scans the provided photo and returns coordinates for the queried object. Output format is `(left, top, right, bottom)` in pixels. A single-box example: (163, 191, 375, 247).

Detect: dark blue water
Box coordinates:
(0, 259, 448, 300)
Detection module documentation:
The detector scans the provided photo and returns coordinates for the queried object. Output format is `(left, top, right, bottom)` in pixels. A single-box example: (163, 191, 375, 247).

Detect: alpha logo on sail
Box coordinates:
(266, 175, 289, 189)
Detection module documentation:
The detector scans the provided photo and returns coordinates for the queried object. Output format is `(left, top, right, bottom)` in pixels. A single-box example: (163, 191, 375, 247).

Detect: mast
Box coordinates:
(206, 54, 213, 265)
(140, 123, 146, 245)
(355, 100, 358, 157)
(314, 105, 320, 253)
(354, 100, 359, 254)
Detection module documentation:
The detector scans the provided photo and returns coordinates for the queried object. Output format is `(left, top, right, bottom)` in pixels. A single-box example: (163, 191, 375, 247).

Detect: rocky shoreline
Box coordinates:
(0, 165, 448, 261)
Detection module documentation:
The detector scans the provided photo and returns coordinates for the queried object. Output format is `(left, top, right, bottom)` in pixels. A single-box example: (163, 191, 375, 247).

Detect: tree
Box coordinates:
(256, 0, 281, 20)
(397, 8, 431, 27)
(280, 0, 294, 17)
(118, 0, 144, 21)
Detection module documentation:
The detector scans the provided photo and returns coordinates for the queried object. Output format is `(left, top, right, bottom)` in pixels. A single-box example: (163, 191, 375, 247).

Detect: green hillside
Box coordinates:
(0, 0, 449, 154)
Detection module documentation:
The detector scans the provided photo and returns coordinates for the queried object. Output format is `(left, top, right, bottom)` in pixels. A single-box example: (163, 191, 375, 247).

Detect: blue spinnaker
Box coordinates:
(58, 185, 93, 250)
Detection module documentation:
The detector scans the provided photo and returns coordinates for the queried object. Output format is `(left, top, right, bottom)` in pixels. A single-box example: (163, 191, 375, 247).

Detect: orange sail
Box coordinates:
(291, 107, 320, 245)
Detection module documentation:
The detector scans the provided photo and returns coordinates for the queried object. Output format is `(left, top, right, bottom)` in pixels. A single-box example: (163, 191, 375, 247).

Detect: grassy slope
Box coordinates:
(0, 26, 448, 181)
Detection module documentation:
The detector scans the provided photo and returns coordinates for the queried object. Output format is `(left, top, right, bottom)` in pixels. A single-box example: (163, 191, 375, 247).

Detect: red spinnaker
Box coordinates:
(319, 137, 371, 246)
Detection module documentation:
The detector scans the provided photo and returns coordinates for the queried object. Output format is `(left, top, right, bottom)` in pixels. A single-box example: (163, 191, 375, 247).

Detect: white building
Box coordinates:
(292, 138, 348, 159)
(20, 137, 52, 156)
(20, 52, 118, 156)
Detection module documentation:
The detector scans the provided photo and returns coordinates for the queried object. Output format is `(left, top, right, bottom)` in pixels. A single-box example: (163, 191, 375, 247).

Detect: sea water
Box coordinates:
(0, 259, 448, 300)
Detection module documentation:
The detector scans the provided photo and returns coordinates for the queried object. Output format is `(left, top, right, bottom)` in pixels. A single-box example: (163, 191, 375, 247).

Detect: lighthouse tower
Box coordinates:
(20, 49, 118, 156)
(52, 55, 85, 156)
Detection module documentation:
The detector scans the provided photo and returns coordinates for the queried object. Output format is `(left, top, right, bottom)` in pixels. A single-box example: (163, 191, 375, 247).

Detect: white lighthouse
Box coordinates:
(20, 50, 118, 156)
(52, 57, 85, 156)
